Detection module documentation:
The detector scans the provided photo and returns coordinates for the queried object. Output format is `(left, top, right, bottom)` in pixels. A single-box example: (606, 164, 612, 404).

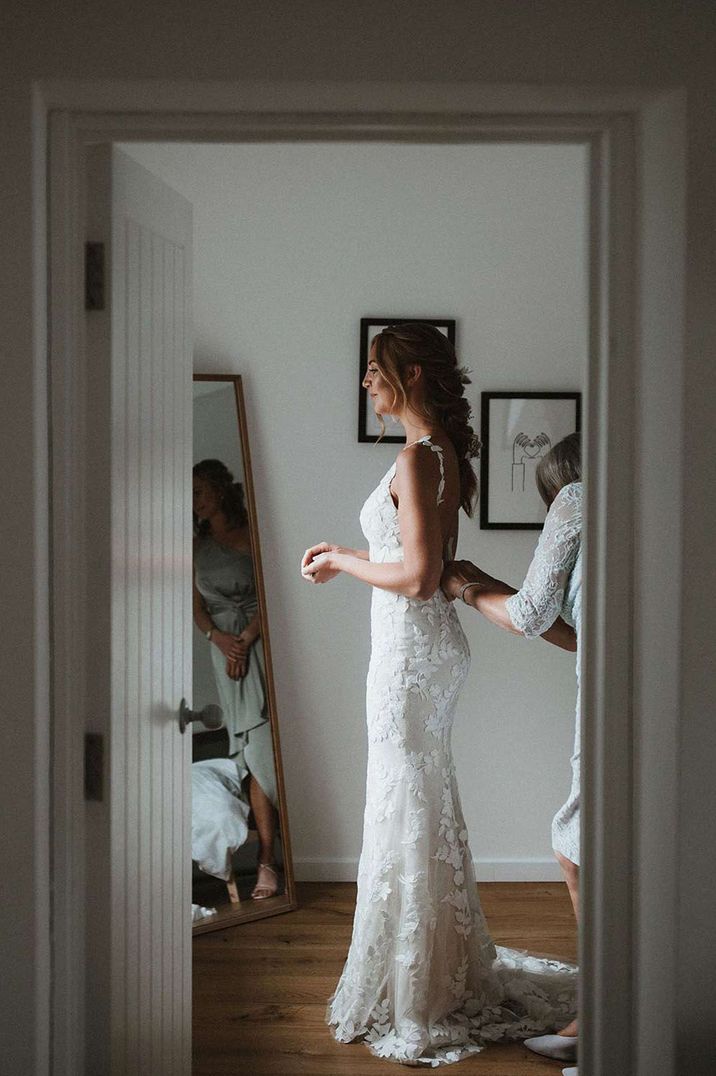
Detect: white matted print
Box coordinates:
(358, 318, 456, 443)
(480, 392, 581, 529)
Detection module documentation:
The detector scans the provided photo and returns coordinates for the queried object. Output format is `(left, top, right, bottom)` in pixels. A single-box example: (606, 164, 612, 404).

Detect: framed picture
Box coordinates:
(480, 391, 582, 529)
(358, 317, 456, 443)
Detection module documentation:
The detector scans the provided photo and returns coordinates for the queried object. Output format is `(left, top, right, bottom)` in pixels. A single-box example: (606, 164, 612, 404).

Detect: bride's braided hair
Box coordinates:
(372, 323, 481, 516)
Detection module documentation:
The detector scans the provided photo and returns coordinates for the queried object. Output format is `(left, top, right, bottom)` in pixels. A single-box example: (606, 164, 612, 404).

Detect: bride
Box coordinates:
(301, 323, 575, 1065)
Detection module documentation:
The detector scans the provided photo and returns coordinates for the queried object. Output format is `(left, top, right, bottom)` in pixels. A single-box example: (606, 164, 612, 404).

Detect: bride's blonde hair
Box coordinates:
(371, 323, 480, 516)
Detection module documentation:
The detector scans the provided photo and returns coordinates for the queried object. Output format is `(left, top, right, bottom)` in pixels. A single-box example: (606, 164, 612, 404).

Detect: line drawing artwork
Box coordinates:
(480, 392, 581, 529)
(511, 432, 551, 492)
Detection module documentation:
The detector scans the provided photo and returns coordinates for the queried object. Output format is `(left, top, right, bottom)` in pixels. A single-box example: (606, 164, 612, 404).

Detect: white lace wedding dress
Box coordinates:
(327, 437, 577, 1066)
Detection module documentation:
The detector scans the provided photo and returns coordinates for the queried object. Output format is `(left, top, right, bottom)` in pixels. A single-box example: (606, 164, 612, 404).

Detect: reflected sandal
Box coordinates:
(251, 862, 279, 900)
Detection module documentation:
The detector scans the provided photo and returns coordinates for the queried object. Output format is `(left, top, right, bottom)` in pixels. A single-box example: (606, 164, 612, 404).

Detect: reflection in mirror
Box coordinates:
(191, 375, 296, 932)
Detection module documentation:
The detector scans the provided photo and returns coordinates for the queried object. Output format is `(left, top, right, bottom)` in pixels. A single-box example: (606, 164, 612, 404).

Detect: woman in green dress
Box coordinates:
(192, 458, 279, 900)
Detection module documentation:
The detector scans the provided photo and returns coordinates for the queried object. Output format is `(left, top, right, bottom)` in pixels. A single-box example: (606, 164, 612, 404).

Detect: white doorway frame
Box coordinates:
(45, 81, 685, 1076)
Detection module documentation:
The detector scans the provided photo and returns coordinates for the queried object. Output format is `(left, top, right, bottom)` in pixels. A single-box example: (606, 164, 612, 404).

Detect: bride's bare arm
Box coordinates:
(303, 448, 443, 600)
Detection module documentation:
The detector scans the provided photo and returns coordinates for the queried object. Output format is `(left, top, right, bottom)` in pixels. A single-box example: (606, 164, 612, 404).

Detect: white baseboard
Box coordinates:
(475, 858, 563, 882)
(294, 857, 563, 883)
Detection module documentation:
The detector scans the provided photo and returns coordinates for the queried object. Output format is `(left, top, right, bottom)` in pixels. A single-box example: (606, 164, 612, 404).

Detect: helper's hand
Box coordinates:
(440, 560, 495, 602)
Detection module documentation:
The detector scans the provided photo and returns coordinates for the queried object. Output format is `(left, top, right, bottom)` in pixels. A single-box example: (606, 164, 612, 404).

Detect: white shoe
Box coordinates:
(563, 1068, 578, 1076)
(523, 1034, 578, 1062)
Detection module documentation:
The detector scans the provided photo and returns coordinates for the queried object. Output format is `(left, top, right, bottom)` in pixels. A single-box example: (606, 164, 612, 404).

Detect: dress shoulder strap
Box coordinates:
(406, 435, 445, 506)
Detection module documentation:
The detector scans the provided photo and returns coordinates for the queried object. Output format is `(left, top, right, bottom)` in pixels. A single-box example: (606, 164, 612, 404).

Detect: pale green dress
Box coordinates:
(194, 536, 277, 806)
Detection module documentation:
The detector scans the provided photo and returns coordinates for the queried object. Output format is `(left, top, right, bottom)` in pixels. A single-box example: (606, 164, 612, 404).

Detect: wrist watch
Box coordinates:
(205, 626, 214, 641)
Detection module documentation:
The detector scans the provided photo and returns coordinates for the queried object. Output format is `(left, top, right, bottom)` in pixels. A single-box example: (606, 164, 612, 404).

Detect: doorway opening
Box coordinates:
(47, 88, 684, 1076)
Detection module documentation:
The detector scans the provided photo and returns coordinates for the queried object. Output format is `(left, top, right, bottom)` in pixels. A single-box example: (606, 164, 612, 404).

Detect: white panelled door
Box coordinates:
(85, 146, 193, 1075)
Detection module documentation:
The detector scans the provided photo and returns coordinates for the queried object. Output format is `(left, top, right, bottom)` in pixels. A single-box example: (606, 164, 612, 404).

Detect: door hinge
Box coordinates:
(85, 241, 105, 311)
(84, 733, 105, 801)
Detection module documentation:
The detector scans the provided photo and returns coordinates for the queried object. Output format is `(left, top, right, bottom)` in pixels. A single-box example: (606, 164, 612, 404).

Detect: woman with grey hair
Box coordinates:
(441, 431, 582, 1076)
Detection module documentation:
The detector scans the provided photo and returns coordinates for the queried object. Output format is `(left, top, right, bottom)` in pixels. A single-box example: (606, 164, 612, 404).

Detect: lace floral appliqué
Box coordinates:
(327, 440, 577, 1065)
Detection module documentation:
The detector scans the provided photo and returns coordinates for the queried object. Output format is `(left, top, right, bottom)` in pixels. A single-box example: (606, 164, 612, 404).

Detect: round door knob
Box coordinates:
(178, 699, 224, 734)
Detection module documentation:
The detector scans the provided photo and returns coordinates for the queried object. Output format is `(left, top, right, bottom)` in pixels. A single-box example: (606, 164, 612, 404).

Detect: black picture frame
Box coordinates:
(358, 317, 457, 443)
(479, 391, 582, 530)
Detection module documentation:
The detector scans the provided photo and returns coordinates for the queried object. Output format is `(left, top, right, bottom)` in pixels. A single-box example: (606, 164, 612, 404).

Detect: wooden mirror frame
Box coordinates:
(192, 373, 297, 931)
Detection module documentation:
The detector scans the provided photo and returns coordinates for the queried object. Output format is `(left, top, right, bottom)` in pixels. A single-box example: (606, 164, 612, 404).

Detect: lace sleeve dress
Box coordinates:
(505, 481, 583, 865)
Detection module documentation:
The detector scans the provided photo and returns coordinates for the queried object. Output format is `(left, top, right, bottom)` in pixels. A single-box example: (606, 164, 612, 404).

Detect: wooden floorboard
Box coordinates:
(193, 881, 577, 1075)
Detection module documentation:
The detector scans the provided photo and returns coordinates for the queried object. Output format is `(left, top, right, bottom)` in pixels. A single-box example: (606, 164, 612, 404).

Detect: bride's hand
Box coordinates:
(301, 542, 341, 584)
(441, 560, 494, 601)
(301, 551, 340, 584)
(301, 541, 336, 569)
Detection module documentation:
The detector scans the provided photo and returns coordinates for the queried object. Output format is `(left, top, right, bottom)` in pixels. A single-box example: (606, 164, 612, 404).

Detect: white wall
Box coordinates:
(3, 3, 716, 1074)
(125, 140, 588, 880)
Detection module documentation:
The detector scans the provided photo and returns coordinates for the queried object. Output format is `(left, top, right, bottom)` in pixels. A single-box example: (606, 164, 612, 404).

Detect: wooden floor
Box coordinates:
(193, 881, 577, 1075)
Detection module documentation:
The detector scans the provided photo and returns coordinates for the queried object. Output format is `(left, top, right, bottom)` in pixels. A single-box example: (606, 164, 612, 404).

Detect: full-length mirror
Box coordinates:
(191, 374, 296, 931)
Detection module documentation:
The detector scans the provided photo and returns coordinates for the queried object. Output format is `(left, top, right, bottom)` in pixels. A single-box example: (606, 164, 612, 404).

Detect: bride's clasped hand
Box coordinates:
(301, 542, 349, 584)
